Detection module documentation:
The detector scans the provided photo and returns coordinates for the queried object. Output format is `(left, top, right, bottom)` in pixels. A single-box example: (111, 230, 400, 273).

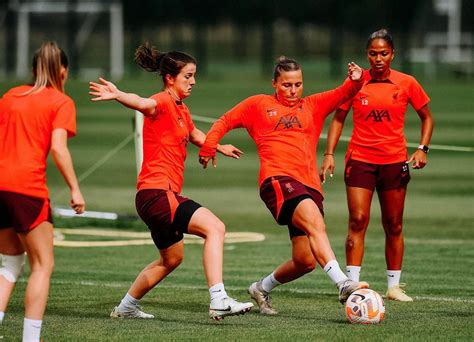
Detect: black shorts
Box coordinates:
(0, 190, 53, 233)
(345, 159, 410, 192)
(260, 176, 324, 239)
(135, 189, 202, 250)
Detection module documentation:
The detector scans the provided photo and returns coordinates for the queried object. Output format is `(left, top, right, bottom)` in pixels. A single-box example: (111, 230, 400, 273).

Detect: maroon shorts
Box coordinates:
(135, 189, 202, 250)
(344, 158, 410, 192)
(260, 176, 324, 239)
(0, 190, 53, 233)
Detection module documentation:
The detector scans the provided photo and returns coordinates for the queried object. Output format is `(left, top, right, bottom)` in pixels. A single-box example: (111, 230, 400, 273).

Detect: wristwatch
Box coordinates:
(417, 144, 430, 153)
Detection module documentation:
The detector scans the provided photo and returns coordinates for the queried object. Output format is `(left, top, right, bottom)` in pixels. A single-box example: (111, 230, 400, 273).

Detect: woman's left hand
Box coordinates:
(407, 150, 428, 169)
(217, 144, 243, 159)
(348, 62, 363, 81)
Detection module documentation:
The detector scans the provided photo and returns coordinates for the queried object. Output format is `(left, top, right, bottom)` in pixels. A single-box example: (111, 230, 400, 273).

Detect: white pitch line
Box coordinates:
(26, 279, 474, 304)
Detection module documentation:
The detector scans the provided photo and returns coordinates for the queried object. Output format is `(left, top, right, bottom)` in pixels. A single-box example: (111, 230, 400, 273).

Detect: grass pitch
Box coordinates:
(0, 67, 473, 341)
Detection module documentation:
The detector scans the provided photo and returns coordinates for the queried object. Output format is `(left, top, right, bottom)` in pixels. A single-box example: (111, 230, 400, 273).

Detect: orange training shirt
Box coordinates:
(200, 78, 362, 195)
(137, 91, 195, 193)
(340, 69, 430, 164)
(0, 85, 76, 198)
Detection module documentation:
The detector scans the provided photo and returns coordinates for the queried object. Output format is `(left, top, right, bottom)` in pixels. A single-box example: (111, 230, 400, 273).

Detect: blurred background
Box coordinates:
(1, 0, 473, 81)
(0, 3, 472, 340)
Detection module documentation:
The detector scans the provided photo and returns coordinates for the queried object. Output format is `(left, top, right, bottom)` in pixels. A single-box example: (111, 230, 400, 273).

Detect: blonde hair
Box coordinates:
(24, 41, 68, 95)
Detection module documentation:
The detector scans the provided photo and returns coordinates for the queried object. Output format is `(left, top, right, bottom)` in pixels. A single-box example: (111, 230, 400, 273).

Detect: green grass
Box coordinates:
(1, 68, 473, 341)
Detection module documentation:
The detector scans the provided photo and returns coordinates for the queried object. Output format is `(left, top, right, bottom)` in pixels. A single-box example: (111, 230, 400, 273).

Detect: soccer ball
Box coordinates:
(345, 288, 385, 324)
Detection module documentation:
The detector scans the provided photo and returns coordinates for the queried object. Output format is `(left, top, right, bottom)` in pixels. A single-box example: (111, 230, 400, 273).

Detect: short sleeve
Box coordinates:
(408, 77, 430, 111)
(52, 97, 76, 138)
(150, 93, 165, 117)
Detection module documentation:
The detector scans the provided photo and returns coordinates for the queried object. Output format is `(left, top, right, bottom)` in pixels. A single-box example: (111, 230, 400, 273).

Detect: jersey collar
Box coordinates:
(367, 69, 396, 85)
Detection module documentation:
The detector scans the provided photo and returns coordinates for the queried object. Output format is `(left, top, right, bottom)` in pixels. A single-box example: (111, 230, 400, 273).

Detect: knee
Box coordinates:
(293, 254, 317, 274)
(0, 253, 26, 283)
(349, 213, 369, 234)
(163, 254, 184, 270)
(383, 218, 403, 237)
(208, 220, 226, 239)
(30, 258, 55, 277)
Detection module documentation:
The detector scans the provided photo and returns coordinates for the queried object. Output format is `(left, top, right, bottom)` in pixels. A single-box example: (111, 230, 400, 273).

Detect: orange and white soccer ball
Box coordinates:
(345, 288, 385, 324)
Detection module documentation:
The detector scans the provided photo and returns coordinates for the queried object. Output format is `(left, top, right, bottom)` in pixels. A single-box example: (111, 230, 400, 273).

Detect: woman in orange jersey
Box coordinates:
(199, 57, 369, 315)
(89, 43, 252, 320)
(0, 41, 85, 341)
(320, 29, 434, 301)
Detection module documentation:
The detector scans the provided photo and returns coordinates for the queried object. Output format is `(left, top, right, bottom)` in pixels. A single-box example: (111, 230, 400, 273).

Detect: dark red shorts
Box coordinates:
(260, 176, 324, 239)
(135, 189, 202, 250)
(344, 158, 410, 192)
(0, 190, 53, 233)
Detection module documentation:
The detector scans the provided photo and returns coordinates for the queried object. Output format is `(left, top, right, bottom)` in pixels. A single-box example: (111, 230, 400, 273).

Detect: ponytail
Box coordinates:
(25, 41, 68, 95)
(134, 42, 196, 85)
(134, 42, 166, 73)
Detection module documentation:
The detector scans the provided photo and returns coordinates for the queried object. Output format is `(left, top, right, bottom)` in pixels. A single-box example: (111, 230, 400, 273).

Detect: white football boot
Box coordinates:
(110, 306, 154, 319)
(386, 283, 413, 302)
(209, 297, 253, 320)
(337, 279, 369, 304)
(248, 282, 278, 315)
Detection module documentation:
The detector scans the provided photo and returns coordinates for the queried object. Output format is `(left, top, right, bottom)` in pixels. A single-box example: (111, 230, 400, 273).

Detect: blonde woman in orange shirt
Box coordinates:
(0, 41, 85, 341)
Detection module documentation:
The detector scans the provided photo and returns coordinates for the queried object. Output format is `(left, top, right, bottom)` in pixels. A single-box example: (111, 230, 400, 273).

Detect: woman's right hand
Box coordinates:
(70, 188, 85, 214)
(89, 77, 121, 101)
(319, 155, 335, 184)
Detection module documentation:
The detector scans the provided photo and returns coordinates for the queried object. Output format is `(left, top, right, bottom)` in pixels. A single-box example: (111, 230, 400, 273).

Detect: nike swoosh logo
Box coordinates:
(211, 306, 232, 312)
(211, 289, 222, 293)
(325, 266, 332, 273)
(388, 275, 395, 277)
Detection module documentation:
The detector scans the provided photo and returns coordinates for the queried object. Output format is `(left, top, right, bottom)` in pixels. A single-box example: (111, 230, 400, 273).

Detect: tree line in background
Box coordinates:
(1, 0, 473, 78)
(122, 0, 473, 76)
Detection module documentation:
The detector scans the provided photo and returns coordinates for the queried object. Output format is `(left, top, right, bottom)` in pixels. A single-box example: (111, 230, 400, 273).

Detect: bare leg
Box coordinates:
(378, 188, 407, 270)
(0, 228, 25, 313)
(345, 187, 374, 266)
(290, 198, 335, 267)
(17, 222, 54, 320)
(128, 241, 184, 300)
(187, 207, 225, 287)
(273, 236, 316, 283)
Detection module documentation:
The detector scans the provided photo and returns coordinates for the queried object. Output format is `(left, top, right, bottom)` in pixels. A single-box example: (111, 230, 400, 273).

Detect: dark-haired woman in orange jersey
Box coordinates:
(0, 41, 85, 341)
(199, 57, 369, 315)
(89, 43, 252, 320)
(320, 29, 434, 301)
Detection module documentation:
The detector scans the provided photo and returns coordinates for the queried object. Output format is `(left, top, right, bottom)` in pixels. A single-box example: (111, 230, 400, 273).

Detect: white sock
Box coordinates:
(324, 260, 348, 285)
(209, 283, 228, 303)
(0, 311, 4, 323)
(261, 272, 282, 293)
(23, 318, 42, 342)
(346, 265, 361, 282)
(118, 293, 139, 311)
(387, 270, 401, 288)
